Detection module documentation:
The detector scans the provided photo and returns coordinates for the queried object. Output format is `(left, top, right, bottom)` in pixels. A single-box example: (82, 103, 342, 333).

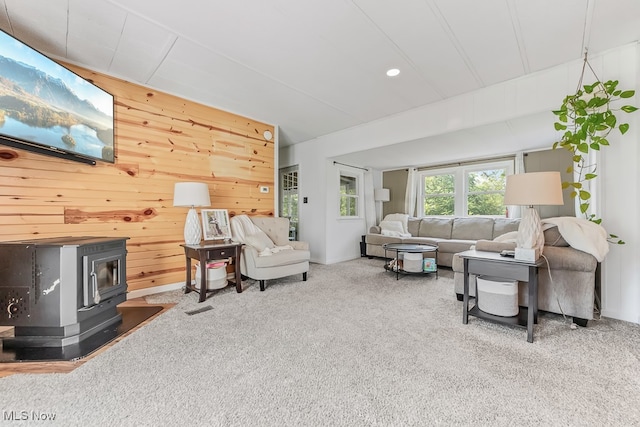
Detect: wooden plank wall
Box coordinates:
(0, 64, 275, 292)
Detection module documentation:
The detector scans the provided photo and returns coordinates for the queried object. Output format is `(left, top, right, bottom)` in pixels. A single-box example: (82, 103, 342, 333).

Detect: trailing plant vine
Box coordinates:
(552, 53, 637, 244)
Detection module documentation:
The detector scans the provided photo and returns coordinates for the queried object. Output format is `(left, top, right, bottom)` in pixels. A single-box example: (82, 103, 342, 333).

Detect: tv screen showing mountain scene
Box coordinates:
(0, 29, 114, 163)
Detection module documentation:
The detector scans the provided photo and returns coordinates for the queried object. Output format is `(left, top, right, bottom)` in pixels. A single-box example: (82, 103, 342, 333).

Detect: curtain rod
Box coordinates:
(416, 155, 515, 171)
(333, 161, 369, 172)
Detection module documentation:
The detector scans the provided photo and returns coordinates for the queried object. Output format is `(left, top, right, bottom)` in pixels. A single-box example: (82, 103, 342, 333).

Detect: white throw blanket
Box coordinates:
(495, 217, 609, 262)
(258, 245, 294, 257)
(543, 217, 609, 262)
(379, 219, 411, 238)
(231, 215, 294, 257)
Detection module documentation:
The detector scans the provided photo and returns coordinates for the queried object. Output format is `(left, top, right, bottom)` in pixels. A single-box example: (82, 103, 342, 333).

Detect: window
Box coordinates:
(339, 173, 359, 217)
(424, 173, 455, 215)
(279, 166, 299, 240)
(418, 160, 513, 216)
(466, 168, 507, 216)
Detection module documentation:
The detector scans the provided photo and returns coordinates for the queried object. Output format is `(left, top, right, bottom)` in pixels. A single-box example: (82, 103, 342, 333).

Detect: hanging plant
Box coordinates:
(552, 53, 637, 244)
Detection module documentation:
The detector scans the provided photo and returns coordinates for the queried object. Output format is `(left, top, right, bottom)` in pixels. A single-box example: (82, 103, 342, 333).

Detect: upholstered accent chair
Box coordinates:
(230, 215, 310, 291)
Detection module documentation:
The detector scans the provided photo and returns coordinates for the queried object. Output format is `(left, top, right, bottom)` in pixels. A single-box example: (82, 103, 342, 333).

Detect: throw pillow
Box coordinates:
(244, 230, 275, 252)
(382, 213, 409, 233)
(379, 220, 405, 235)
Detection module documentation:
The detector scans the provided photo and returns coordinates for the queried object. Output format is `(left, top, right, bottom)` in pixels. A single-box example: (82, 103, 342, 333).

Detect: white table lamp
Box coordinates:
(374, 188, 390, 223)
(374, 188, 390, 202)
(173, 182, 211, 245)
(504, 172, 564, 261)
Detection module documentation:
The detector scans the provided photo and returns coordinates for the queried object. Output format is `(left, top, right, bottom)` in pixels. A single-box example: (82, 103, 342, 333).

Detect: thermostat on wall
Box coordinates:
(260, 186, 269, 193)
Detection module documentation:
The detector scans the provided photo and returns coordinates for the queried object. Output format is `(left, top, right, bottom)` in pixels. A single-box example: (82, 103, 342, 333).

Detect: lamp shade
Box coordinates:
(173, 182, 211, 207)
(374, 188, 390, 202)
(504, 172, 564, 206)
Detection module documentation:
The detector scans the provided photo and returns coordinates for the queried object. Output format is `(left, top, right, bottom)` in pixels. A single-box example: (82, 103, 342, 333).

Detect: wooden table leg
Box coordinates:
(527, 265, 535, 343)
(532, 267, 539, 324)
(463, 258, 469, 325)
(185, 254, 192, 295)
(234, 246, 243, 293)
(199, 252, 207, 303)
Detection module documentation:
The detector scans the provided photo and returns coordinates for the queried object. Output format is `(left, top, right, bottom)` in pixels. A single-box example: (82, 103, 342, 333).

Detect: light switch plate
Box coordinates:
(259, 186, 269, 193)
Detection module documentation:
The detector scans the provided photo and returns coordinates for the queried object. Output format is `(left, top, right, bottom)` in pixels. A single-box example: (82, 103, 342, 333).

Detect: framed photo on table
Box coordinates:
(201, 209, 232, 240)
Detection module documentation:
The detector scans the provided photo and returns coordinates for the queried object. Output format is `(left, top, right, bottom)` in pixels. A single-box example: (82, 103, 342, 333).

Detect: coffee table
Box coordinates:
(383, 243, 438, 280)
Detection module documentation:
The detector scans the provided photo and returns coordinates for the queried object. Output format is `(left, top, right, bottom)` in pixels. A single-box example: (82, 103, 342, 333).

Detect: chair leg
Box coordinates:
(303, 272, 307, 281)
(259, 280, 265, 291)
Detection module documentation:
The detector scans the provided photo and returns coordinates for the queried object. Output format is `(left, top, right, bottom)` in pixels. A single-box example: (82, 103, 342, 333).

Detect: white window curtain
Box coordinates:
(404, 168, 418, 216)
(507, 152, 525, 219)
(363, 170, 376, 230)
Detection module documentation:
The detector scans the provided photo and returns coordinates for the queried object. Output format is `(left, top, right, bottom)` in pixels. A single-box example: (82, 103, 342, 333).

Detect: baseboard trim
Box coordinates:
(126, 271, 238, 300)
(325, 255, 361, 265)
(127, 282, 183, 300)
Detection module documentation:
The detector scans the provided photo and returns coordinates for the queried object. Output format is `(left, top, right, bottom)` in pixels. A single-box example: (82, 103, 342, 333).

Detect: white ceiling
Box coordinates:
(1, 0, 639, 169)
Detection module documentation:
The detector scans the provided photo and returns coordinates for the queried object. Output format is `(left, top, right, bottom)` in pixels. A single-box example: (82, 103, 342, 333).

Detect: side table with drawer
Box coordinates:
(458, 249, 544, 343)
(181, 242, 243, 302)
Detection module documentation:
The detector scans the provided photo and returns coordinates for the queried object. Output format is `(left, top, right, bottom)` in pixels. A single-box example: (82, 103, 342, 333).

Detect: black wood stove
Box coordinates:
(0, 236, 128, 348)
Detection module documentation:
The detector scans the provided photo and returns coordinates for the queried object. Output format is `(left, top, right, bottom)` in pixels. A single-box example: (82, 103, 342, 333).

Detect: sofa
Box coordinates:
(366, 214, 600, 325)
(365, 214, 521, 267)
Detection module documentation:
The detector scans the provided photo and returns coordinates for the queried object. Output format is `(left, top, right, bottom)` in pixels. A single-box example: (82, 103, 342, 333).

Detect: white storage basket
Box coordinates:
(477, 276, 519, 317)
(403, 252, 423, 273)
(195, 261, 228, 290)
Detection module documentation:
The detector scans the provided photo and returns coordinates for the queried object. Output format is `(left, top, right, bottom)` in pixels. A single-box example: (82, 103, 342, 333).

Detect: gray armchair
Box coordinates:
(230, 215, 310, 291)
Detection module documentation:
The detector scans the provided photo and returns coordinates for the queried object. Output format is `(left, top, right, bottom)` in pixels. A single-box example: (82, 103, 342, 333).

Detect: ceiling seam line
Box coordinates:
(424, 0, 485, 87)
(506, 0, 530, 74)
(107, 13, 128, 72)
(3, 1, 13, 33)
(65, 0, 69, 57)
(188, 39, 361, 122)
(104, 0, 362, 121)
(143, 34, 178, 85)
(347, 0, 446, 100)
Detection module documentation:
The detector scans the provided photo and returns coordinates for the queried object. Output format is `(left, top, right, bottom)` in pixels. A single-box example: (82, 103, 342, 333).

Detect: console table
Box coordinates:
(181, 242, 243, 302)
(458, 249, 544, 343)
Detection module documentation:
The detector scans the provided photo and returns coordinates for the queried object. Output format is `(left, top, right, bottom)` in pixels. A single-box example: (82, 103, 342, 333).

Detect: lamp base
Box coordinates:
(515, 247, 539, 262)
(184, 207, 202, 245)
(515, 206, 544, 261)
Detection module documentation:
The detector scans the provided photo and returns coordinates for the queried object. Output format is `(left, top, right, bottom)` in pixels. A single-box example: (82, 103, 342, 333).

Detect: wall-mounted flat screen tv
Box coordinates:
(0, 29, 114, 165)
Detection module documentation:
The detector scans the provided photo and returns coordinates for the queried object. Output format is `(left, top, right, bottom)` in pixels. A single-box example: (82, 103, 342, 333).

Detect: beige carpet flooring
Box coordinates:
(1, 258, 639, 426)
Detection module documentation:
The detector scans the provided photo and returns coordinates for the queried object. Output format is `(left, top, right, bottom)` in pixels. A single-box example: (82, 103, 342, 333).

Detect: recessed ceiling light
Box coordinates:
(386, 68, 400, 77)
